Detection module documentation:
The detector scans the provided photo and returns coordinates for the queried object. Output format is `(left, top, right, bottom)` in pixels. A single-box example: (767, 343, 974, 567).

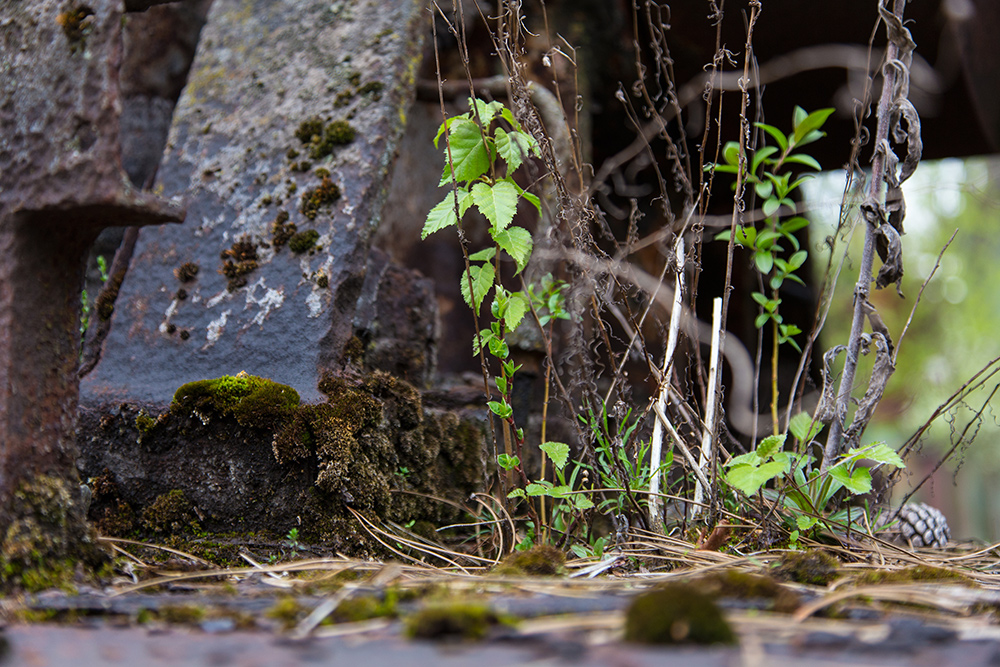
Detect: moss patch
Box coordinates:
(854, 565, 969, 586)
(625, 583, 737, 645)
(295, 116, 355, 160)
(299, 176, 341, 221)
(270, 211, 296, 248)
(691, 569, 800, 613)
(171, 371, 301, 430)
(219, 235, 259, 291)
(495, 545, 565, 576)
(774, 550, 841, 586)
(405, 601, 505, 640)
(141, 490, 198, 535)
(288, 229, 320, 254)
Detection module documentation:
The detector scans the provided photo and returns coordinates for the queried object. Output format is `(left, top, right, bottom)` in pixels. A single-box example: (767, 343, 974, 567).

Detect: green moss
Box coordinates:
(141, 490, 198, 535)
(854, 565, 969, 586)
(295, 116, 355, 160)
(171, 372, 300, 429)
(135, 410, 157, 434)
(358, 81, 384, 99)
(692, 570, 800, 613)
(404, 601, 505, 640)
(159, 604, 207, 625)
(299, 176, 341, 221)
(495, 545, 565, 576)
(294, 117, 324, 145)
(624, 583, 736, 645)
(266, 596, 307, 629)
(328, 593, 398, 623)
(774, 550, 841, 586)
(288, 229, 320, 253)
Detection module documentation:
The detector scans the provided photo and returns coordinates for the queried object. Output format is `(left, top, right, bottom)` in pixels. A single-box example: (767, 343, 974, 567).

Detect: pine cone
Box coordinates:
(890, 502, 950, 548)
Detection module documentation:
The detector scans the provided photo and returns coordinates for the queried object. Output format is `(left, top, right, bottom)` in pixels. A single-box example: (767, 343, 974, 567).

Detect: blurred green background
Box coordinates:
(805, 158, 1000, 542)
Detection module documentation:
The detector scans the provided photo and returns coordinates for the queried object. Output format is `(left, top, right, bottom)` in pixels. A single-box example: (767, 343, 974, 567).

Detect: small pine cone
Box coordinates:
(893, 502, 950, 548)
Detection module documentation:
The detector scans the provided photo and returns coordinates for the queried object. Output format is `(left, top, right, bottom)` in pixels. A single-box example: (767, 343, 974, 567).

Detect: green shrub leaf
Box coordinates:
(445, 118, 491, 182)
(460, 263, 495, 313)
(540, 441, 570, 469)
(472, 180, 518, 232)
(492, 225, 533, 273)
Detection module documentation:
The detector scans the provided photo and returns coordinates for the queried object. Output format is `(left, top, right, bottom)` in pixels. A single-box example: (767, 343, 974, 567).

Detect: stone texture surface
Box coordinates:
(81, 0, 426, 405)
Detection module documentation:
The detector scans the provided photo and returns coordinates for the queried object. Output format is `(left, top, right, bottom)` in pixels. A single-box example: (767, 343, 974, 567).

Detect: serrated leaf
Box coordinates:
(512, 180, 541, 215)
(504, 292, 530, 332)
(445, 118, 491, 182)
(492, 225, 533, 273)
(756, 433, 787, 459)
(796, 515, 818, 531)
(472, 180, 518, 232)
(495, 127, 536, 173)
(507, 488, 526, 498)
(540, 441, 570, 469)
(488, 400, 512, 419)
(468, 247, 497, 262)
(828, 463, 872, 495)
(472, 328, 494, 355)
(726, 460, 787, 496)
(433, 114, 466, 149)
(497, 453, 520, 470)
(460, 263, 495, 313)
(846, 442, 905, 469)
(470, 97, 504, 127)
(422, 196, 458, 239)
(573, 495, 595, 510)
(789, 411, 823, 442)
(526, 482, 553, 496)
(726, 452, 759, 467)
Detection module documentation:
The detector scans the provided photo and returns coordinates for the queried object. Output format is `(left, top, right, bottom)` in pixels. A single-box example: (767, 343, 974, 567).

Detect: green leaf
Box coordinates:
(792, 105, 808, 130)
(512, 180, 541, 215)
(828, 464, 872, 495)
(735, 225, 757, 246)
(470, 97, 504, 127)
(756, 433, 787, 459)
(755, 180, 774, 199)
(846, 442, 905, 469)
(762, 197, 781, 218)
(752, 145, 779, 174)
(497, 453, 520, 470)
(488, 400, 513, 419)
(726, 460, 787, 496)
(754, 313, 770, 329)
(796, 515, 818, 531)
(526, 482, 553, 496)
(487, 335, 509, 359)
(495, 127, 537, 173)
(492, 225, 533, 273)
(573, 495, 595, 510)
(751, 291, 770, 308)
(495, 375, 508, 396)
(433, 114, 466, 149)
(754, 250, 774, 274)
(754, 122, 789, 153)
(783, 154, 822, 170)
(789, 412, 823, 442)
(507, 488, 526, 498)
(472, 328, 494, 355)
(779, 216, 810, 235)
(504, 292, 530, 332)
(460, 263, 495, 313)
(472, 180, 518, 232)
(540, 441, 570, 469)
(468, 247, 497, 262)
(791, 107, 835, 146)
(726, 451, 760, 467)
(422, 196, 458, 239)
(445, 118, 491, 182)
(787, 250, 808, 270)
(723, 141, 741, 165)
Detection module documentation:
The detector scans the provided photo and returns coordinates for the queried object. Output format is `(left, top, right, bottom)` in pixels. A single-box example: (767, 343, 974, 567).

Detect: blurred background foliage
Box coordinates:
(806, 158, 1000, 541)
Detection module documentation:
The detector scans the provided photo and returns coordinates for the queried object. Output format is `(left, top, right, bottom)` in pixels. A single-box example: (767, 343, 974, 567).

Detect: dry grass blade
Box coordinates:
(99, 536, 214, 568)
(289, 563, 401, 640)
(793, 583, 992, 622)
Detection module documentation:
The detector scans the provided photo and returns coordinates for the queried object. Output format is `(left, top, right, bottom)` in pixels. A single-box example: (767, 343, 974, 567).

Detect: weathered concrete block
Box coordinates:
(82, 0, 426, 405)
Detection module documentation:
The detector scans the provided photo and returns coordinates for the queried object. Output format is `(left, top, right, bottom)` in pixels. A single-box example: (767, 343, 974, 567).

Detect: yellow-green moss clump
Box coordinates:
(219, 235, 259, 290)
(495, 545, 565, 576)
(405, 601, 505, 640)
(171, 371, 301, 429)
(624, 583, 736, 645)
(270, 210, 296, 248)
(1, 474, 107, 592)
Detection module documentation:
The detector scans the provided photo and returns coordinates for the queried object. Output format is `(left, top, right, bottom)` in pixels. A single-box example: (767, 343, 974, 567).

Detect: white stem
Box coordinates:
(693, 297, 723, 518)
(649, 238, 685, 531)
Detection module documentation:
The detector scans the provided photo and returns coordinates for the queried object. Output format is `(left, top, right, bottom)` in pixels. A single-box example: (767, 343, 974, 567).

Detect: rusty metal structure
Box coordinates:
(0, 0, 183, 568)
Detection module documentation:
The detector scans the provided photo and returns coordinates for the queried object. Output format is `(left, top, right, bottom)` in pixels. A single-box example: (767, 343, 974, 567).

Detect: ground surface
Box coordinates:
(4, 539, 1000, 667)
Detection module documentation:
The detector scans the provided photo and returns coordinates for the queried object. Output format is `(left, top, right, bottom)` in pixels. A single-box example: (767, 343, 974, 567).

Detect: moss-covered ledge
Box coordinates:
(76, 371, 487, 561)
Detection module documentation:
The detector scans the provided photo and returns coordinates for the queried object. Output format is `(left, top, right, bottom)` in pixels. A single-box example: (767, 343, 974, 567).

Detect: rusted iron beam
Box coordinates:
(0, 0, 183, 581)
